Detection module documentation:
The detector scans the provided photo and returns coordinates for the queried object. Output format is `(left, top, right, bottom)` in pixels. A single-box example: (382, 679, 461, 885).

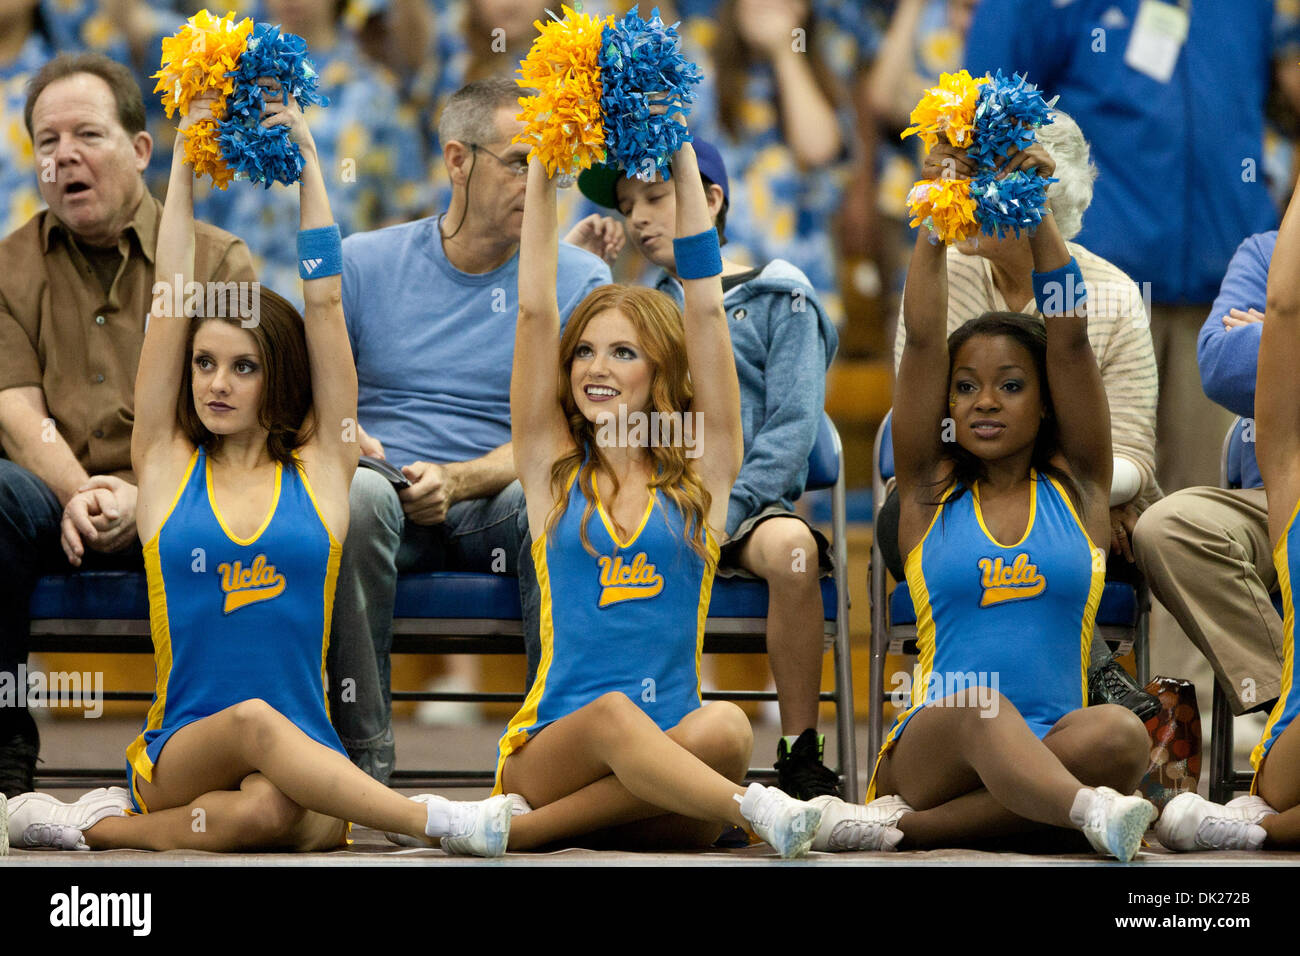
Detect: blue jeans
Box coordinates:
(0, 459, 143, 740)
(327, 469, 532, 782)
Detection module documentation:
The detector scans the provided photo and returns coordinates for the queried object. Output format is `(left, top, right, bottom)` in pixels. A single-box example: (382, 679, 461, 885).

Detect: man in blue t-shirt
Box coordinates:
(331, 78, 612, 781)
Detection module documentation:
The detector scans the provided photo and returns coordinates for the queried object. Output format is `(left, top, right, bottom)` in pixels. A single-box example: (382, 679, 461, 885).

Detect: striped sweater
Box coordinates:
(894, 242, 1162, 514)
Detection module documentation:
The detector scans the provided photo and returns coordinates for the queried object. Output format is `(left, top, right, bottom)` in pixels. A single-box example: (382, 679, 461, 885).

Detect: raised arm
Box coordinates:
(671, 141, 741, 519)
(1008, 145, 1111, 501)
(265, 91, 358, 487)
(892, 146, 973, 493)
(1259, 180, 1300, 541)
(511, 159, 572, 501)
(132, 104, 204, 474)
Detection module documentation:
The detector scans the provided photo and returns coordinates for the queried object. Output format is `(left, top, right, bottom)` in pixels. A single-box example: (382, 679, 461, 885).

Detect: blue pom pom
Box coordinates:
(218, 22, 330, 187)
(968, 70, 1057, 168)
(598, 5, 702, 185)
(971, 170, 1057, 239)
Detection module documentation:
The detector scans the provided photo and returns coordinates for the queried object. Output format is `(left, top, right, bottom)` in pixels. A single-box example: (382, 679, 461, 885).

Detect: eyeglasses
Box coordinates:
(471, 144, 529, 177)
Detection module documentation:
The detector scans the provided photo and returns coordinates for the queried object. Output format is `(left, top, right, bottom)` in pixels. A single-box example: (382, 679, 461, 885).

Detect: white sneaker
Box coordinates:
(738, 783, 822, 859)
(1156, 792, 1268, 852)
(435, 794, 513, 857)
(1, 793, 8, 857)
(1071, 786, 1158, 862)
(1224, 794, 1278, 825)
(808, 794, 909, 852)
(8, 788, 131, 850)
(385, 793, 529, 848)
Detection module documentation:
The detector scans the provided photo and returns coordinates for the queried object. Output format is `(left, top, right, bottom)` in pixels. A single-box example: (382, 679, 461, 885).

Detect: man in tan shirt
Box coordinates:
(0, 53, 254, 796)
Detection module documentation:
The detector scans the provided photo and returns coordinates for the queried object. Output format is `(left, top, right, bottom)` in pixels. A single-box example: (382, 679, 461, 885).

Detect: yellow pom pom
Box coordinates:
(514, 4, 613, 178)
(901, 70, 988, 150)
(182, 121, 234, 189)
(153, 9, 254, 120)
(906, 178, 978, 243)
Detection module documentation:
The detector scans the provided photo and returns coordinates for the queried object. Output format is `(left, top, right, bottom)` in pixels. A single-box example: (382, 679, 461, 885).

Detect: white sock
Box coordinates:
(1068, 787, 1098, 828)
(424, 801, 453, 838)
(736, 782, 766, 821)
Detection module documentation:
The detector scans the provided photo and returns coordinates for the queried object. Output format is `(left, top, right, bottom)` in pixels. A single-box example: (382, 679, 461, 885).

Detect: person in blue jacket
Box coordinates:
(1133, 232, 1287, 726)
(573, 140, 842, 799)
(963, 0, 1278, 493)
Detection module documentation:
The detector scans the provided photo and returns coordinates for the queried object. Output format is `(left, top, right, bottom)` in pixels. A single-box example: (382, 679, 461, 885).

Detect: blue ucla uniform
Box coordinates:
(1250, 497, 1300, 783)
(494, 469, 720, 790)
(125, 447, 346, 811)
(868, 471, 1105, 797)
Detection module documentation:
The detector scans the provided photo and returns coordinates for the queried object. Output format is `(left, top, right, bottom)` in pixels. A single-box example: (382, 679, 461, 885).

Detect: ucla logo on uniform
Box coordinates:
(597, 552, 664, 607)
(217, 553, 286, 614)
(977, 553, 1046, 607)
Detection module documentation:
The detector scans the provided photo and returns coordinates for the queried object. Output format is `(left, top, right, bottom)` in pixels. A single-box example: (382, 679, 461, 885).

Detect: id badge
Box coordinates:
(1124, 0, 1189, 83)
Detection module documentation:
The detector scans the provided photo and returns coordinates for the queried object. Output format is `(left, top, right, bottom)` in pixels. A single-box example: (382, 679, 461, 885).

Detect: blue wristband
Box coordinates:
(673, 228, 723, 280)
(1032, 258, 1087, 317)
(298, 224, 342, 280)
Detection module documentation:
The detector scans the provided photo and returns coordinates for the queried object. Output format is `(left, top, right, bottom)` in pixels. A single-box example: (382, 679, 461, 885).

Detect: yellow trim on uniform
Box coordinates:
(127, 450, 200, 785)
(494, 534, 559, 794)
(593, 479, 657, 550)
(1252, 496, 1300, 780)
(207, 455, 282, 546)
(295, 457, 344, 719)
(693, 533, 722, 707)
(971, 469, 1037, 549)
(1045, 474, 1105, 707)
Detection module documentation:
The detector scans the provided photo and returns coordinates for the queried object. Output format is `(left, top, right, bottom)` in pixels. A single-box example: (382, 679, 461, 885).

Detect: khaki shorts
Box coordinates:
(716, 505, 835, 580)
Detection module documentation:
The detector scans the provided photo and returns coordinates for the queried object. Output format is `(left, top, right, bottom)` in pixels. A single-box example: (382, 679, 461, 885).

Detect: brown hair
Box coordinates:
(545, 284, 713, 561)
(176, 287, 316, 468)
(712, 0, 840, 143)
(25, 52, 147, 138)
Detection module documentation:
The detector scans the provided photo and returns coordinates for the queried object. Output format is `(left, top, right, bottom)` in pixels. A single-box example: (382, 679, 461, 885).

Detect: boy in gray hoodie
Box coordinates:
(575, 141, 841, 798)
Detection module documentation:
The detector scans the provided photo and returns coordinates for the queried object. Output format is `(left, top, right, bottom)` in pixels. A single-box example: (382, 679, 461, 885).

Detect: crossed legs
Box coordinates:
(84, 700, 433, 852)
(502, 694, 754, 851)
(874, 696, 1150, 850)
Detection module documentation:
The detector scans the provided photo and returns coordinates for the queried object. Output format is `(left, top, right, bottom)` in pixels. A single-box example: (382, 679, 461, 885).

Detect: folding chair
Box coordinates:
(867, 411, 1150, 773)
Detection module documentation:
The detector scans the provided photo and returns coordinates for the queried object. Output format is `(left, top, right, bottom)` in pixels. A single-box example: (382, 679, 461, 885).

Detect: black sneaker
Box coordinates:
(1088, 653, 1161, 722)
(774, 729, 841, 800)
(0, 710, 39, 799)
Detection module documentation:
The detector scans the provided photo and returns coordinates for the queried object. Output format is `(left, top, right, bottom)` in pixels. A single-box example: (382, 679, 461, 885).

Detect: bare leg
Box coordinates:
(84, 699, 431, 850)
(874, 697, 1150, 848)
(1256, 721, 1300, 848)
(503, 696, 754, 851)
(87, 773, 346, 851)
(736, 518, 824, 734)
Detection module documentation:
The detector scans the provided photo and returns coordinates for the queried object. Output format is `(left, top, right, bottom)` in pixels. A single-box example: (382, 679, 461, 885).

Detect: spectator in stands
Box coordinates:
(1155, 165, 1300, 854)
(0, 53, 254, 798)
(882, 112, 1162, 719)
(1, 0, 53, 238)
(677, 0, 862, 325)
(331, 77, 611, 782)
(572, 140, 841, 799)
(193, 0, 431, 309)
(1132, 232, 1286, 723)
(964, 0, 1280, 494)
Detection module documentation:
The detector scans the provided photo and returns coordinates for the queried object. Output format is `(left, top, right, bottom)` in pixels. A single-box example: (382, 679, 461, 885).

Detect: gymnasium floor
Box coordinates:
(4, 716, 1298, 865)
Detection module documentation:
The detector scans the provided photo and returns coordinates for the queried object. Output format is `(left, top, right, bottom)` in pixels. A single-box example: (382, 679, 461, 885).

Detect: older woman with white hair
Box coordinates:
(883, 109, 1162, 717)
